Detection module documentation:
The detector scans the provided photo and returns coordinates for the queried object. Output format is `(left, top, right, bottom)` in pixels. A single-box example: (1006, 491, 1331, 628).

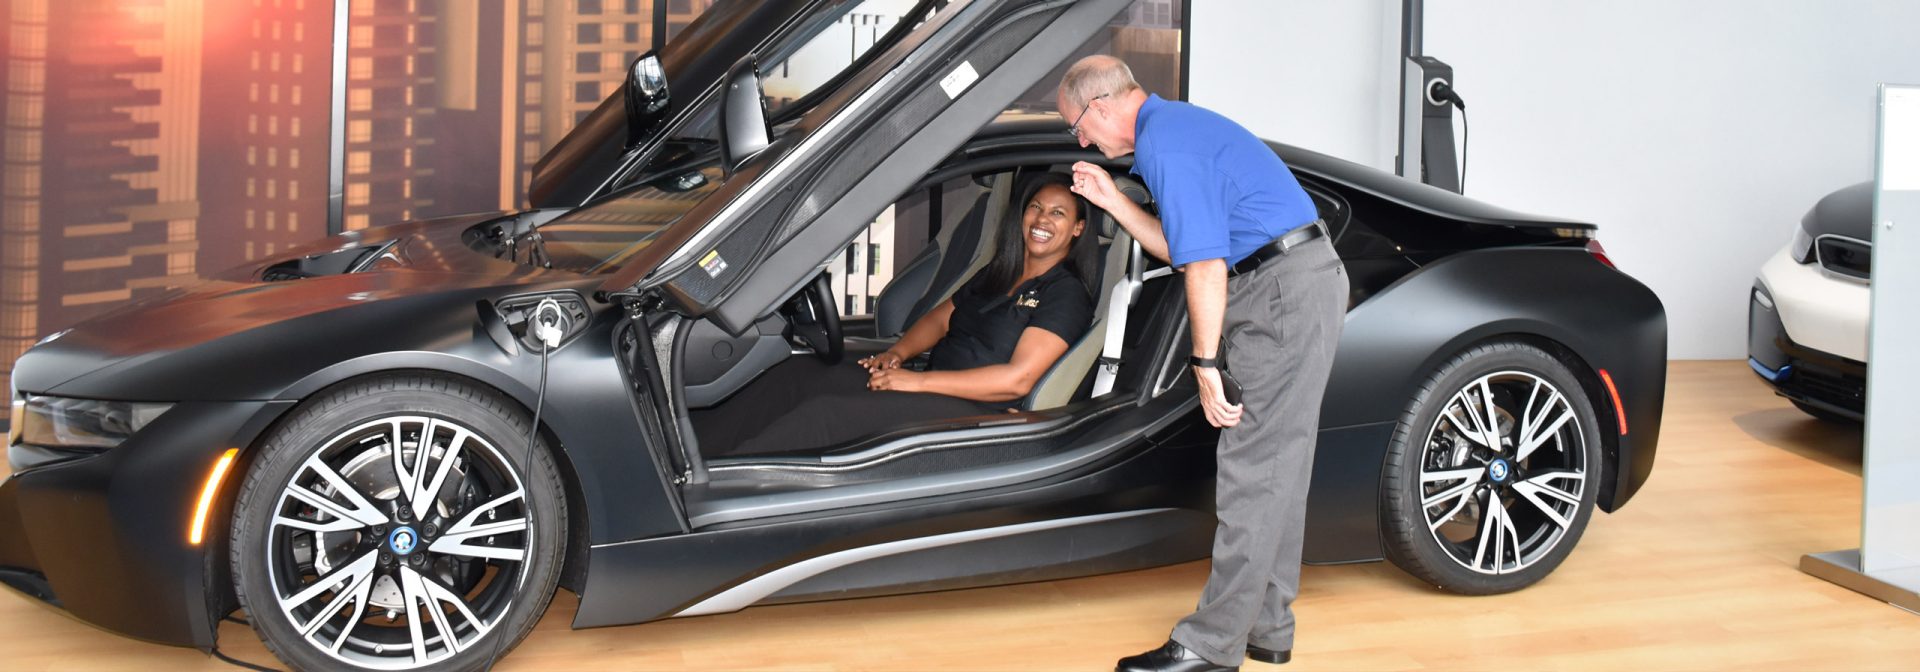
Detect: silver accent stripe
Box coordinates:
(672, 508, 1169, 617)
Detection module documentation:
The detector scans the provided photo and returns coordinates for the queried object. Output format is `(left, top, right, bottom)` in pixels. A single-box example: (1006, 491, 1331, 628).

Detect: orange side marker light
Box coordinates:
(1598, 369, 1628, 436)
(190, 448, 240, 545)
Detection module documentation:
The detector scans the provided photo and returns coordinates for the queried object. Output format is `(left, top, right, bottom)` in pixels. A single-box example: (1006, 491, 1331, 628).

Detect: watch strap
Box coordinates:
(1188, 355, 1222, 369)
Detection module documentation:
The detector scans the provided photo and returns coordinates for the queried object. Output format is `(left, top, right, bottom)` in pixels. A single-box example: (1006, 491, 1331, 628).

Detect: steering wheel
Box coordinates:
(785, 271, 843, 364)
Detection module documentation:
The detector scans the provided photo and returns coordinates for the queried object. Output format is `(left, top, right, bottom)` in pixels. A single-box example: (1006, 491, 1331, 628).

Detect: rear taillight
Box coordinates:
(1585, 239, 1616, 269)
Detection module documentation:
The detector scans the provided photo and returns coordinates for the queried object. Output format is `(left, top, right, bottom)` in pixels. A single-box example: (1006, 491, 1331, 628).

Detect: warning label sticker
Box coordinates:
(699, 250, 728, 277)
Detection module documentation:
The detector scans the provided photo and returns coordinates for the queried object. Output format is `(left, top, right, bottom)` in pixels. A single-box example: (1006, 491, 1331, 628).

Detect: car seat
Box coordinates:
(1022, 175, 1153, 411)
(871, 174, 1013, 337)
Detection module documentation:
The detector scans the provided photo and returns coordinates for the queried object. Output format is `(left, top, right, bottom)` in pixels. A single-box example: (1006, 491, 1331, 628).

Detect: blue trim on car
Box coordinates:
(1749, 357, 1791, 382)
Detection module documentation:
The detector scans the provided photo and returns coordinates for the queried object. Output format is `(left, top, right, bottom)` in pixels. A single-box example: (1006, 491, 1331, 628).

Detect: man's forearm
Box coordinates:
(1110, 200, 1172, 263)
(1184, 258, 1228, 358)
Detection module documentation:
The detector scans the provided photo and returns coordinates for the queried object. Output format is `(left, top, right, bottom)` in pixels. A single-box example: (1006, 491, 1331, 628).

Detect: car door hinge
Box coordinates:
(619, 292, 661, 319)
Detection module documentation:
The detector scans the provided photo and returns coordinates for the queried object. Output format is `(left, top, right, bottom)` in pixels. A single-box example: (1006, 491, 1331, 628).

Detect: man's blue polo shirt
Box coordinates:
(1129, 94, 1318, 268)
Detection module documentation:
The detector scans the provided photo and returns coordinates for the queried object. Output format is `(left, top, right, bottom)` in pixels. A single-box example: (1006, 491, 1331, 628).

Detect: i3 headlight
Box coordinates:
(1789, 225, 1815, 264)
(10, 395, 172, 472)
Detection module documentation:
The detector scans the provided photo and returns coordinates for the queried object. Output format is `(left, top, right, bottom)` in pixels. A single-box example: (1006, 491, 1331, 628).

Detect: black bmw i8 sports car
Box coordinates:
(1, 1, 1666, 670)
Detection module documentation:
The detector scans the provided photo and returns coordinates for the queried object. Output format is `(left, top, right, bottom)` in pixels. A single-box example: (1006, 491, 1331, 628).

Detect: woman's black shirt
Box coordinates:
(928, 264, 1094, 374)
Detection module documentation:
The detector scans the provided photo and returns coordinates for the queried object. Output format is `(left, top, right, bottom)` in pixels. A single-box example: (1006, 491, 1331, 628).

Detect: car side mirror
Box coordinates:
(720, 54, 772, 174)
(623, 51, 671, 149)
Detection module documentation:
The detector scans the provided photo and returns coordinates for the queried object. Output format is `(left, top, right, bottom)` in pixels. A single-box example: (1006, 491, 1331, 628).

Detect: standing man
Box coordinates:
(1058, 56, 1348, 672)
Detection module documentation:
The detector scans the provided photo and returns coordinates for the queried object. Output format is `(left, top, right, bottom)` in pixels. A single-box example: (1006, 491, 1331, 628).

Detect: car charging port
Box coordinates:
(489, 292, 590, 353)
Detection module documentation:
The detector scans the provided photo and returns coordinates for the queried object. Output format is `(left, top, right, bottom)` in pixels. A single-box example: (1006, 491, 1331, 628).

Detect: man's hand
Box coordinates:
(1070, 161, 1172, 263)
(868, 367, 924, 393)
(1070, 162, 1126, 212)
(1193, 365, 1243, 428)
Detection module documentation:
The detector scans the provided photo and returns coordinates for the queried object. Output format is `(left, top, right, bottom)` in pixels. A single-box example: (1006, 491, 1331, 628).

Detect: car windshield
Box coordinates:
(536, 157, 727, 275)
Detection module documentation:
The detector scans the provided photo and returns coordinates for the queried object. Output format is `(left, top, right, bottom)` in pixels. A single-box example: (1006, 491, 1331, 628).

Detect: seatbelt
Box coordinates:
(1093, 240, 1174, 397)
(1094, 241, 1140, 396)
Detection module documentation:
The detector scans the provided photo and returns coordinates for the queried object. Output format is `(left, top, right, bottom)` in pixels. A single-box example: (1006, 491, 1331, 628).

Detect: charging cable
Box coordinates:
(1428, 80, 1470, 192)
(481, 298, 565, 672)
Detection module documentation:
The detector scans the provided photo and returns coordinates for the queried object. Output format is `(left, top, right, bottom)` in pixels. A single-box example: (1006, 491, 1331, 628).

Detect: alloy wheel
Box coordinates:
(264, 415, 532, 669)
(1417, 370, 1587, 576)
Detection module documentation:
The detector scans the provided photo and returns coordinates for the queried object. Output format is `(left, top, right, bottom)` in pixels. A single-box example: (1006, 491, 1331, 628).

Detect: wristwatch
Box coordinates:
(1188, 355, 1222, 369)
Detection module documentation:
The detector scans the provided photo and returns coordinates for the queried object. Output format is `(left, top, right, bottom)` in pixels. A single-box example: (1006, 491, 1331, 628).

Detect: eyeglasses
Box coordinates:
(1066, 93, 1110, 139)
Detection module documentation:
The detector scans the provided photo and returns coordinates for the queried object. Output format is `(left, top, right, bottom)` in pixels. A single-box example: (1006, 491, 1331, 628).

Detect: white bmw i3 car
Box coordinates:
(1749, 182, 1873, 422)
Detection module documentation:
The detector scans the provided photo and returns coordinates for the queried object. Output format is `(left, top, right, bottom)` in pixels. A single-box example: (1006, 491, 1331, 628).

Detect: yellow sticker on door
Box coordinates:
(700, 250, 728, 277)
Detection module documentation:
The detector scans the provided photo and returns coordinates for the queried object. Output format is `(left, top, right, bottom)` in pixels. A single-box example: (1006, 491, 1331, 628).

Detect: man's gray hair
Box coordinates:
(1058, 55, 1140, 108)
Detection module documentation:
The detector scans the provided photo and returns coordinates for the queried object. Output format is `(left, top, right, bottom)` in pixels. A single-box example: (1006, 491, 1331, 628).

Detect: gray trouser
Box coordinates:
(1171, 234, 1347, 666)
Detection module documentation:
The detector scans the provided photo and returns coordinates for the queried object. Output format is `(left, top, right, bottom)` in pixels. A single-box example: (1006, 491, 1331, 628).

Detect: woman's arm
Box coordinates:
(861, 299, 955, 371)
(868, 327, 1071, 403)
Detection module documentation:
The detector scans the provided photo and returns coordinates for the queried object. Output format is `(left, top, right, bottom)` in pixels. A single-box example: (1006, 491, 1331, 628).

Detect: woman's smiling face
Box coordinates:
(1022, 183, 1085, 260)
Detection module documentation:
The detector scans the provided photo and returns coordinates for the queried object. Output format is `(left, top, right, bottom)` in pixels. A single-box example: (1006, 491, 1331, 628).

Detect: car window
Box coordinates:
(760, 0, 933, 120)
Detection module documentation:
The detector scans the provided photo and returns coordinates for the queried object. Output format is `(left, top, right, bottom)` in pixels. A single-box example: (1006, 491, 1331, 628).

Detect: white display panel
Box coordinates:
(1803, 84, 1920, 613)
(1862, 85, 1920, 575)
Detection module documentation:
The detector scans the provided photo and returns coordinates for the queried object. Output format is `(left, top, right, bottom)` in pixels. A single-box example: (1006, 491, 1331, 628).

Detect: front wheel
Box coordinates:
(230, 374, 566, 671)
(1380, 341, 1603, 594)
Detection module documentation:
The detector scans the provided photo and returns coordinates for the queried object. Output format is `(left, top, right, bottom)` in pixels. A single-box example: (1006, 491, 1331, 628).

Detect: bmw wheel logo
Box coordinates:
(389, 526, 419, 555)
(1488, 459, 1511, 483)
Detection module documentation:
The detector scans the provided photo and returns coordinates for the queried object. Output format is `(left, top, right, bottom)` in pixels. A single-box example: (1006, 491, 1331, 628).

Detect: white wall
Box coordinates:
(1192, 1, 1920, 359)
(1190, 1, 1402, 171)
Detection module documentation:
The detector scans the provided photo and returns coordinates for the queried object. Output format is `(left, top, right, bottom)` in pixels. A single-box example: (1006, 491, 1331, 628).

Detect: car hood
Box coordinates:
(12, 213, 585, 400)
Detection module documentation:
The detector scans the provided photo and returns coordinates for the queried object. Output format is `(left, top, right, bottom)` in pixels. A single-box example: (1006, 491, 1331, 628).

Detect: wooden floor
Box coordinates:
(4, 361, 1916, 670)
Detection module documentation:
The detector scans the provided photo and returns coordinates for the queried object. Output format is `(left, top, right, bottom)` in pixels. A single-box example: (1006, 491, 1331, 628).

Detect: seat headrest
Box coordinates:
(1090, 176, 1151, 239)
(1114, 176, 1152, 208)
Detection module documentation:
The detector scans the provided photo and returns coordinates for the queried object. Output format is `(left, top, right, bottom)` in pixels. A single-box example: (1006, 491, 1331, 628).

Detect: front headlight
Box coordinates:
(14, 395, 172, 451)
(1789, 225, 1815, 264)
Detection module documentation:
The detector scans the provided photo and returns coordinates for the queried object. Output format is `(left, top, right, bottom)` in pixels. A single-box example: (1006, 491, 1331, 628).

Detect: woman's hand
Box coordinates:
(1070, 161, 1125, 212)
(867, 367, 925, 393)
(859, 350, 904, 373)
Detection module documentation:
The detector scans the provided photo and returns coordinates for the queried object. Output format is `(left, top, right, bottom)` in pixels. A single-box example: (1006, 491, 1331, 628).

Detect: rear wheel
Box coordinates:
(230, 374, 565, 671)
(1380, 341, 1602, 594)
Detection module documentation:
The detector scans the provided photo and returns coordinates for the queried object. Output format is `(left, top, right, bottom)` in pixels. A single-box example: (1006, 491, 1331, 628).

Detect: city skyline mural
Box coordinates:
(0, 0, 1180, 402)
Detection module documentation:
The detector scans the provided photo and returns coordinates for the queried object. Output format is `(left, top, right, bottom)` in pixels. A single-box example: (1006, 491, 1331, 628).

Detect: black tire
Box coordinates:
(1380, 341, 1603, 594)
(230, 374, 566, 672)
(1791, 400, 1859, 424)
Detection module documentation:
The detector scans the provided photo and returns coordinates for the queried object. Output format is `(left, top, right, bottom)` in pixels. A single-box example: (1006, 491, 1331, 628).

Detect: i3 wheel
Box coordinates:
(230, 374, 566, 671)
(1380, 341, 1603, 594)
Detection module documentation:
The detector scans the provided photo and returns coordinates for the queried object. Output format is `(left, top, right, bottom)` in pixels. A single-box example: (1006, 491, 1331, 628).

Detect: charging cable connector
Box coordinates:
(531, 298, 567, 350)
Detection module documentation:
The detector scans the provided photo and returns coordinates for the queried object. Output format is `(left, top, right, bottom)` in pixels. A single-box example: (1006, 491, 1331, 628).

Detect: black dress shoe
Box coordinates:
(1245, 644, 1291, 664)
(1116, 639, 1237, 672)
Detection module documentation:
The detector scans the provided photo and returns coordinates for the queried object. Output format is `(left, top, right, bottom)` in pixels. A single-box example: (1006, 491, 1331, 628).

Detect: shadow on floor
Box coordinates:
(1731, 407, 1864, 476)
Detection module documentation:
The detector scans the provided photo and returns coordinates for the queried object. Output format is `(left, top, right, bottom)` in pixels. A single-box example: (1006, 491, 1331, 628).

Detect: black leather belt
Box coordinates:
(1230, 219, 1327, 275)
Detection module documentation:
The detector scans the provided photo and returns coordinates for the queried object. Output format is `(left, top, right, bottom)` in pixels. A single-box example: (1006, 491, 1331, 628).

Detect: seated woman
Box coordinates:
(701, 172, 1102, 457)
